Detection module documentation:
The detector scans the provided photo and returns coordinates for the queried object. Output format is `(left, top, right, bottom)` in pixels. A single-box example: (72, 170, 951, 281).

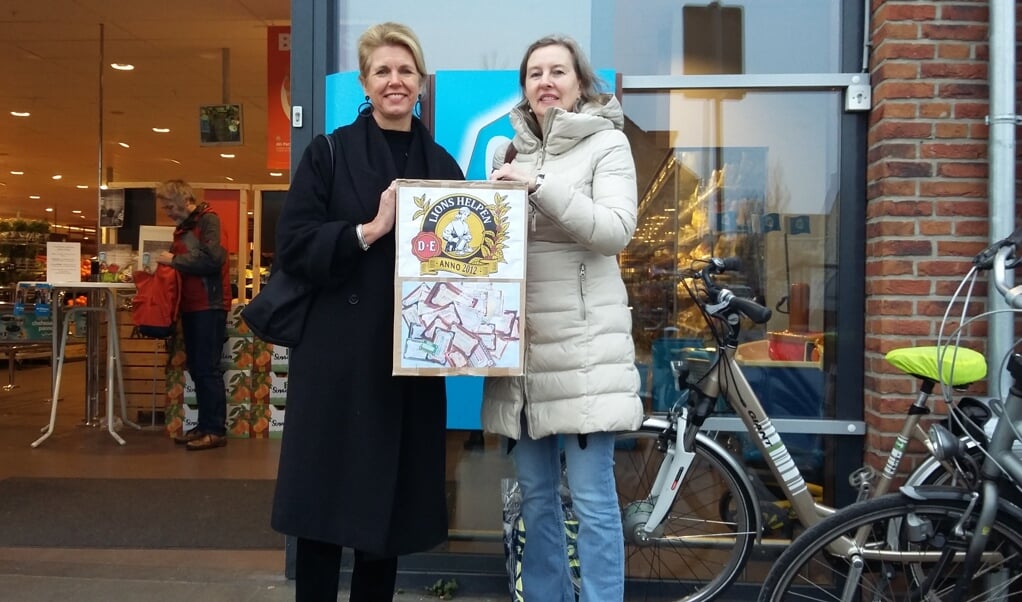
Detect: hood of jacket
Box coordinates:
(509, 94, 624, 156)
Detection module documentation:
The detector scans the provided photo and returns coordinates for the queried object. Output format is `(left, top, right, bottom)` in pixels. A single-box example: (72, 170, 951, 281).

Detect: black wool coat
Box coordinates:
(270, 114, 464, 556)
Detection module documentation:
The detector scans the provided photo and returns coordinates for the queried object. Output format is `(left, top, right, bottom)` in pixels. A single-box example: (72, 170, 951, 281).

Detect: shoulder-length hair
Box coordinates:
(517, 35, 605, 105)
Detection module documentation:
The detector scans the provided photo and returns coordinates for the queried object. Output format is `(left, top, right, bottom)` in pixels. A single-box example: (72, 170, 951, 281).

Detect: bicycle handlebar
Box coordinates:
(727, 292, 774, 324)
(992, 245, 1022, 309)
(696, 256, 773, 325)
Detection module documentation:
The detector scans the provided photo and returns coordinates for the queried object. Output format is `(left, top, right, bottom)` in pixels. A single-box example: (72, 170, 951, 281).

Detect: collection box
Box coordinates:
(393, 179, 528, 377)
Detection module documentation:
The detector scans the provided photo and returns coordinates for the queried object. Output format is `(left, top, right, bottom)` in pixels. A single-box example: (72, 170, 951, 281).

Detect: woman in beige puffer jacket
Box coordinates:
(481, 35, 642, 602)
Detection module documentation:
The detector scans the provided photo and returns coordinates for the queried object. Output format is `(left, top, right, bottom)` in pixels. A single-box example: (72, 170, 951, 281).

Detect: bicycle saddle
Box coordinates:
(885, 345, 987, 386)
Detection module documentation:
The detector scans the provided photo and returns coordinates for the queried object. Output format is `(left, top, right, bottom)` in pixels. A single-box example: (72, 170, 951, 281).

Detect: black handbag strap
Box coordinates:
(504, 143, 517, 164)
(323, 132, 336, 187)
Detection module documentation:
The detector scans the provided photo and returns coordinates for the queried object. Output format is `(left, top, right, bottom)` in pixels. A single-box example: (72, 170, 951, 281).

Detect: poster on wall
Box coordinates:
(393, 179, 528, 376)
(266, 25, 291, 170)
(99, 188, 125, 228)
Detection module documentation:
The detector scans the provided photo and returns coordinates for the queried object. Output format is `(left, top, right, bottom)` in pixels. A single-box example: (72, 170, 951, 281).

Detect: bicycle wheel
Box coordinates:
(758, 492, 1022, 601)
(615, 428, 756, 602)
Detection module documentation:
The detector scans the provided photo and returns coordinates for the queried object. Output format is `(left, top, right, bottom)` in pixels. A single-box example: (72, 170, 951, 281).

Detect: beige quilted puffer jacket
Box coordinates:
(481, 94, 643, 440)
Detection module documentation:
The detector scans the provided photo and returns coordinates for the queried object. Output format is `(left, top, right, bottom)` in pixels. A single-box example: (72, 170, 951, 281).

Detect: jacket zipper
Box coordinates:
(578, 263, 587, 319)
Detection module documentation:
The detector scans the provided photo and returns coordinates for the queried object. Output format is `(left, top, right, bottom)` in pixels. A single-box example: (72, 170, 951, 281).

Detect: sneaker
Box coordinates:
(173, 428, 204, 445)
(186, 433, 228, 451)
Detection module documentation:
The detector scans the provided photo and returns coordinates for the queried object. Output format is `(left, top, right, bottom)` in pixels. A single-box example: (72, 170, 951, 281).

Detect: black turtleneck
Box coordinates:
(380, 128, 413, 176)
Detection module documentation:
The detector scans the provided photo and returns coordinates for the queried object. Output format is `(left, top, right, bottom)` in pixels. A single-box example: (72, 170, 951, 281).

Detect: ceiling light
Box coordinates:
(152, 127, 170, 133)
(45, 208, 53, 212)
(247, 211, 254, 215)
(29, 195, 40, 199)
(269, 172, 283, 177)
(118, 142, 130, 148)
(99, 184, 108, 190)
(225, 176, 235, 181)
(110, 63, 135, 71)
(219, 153, 235, 159)
(71, 210, 82, 214)
(10, 111, 30, 117)
(10, 170, 23, 175)
(167, 158, 181, 165)
(76, 185, 88, 189)
(52, 174, 62, 180)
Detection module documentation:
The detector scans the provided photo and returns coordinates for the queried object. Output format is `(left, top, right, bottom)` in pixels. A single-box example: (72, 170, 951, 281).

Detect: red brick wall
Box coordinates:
(865, 1, 999, 474)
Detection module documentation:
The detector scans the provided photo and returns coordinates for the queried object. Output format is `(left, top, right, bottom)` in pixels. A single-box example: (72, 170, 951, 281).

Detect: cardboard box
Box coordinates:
(227, 302, 250, 337)
(270, 344, 289, 373)
(226, 402, 250, 438)
(248, 404, 271, 438)
(220, 336, 253, 370)
(269, 404, 285, 438)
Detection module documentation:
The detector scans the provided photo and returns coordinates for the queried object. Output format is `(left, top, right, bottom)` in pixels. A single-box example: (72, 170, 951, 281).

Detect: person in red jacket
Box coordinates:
(155, 179, 232, 451)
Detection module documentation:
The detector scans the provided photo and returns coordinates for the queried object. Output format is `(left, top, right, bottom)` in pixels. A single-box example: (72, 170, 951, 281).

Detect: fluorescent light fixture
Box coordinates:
(29, 195, 40, 199)
(118, 142, 130, 148)
(110, 63, 135, 71)
(71, 210, 82, 214)
(269, 172, 283, 177)
(76, 185, 88, 189)
(52, 174, 62, 180)
(219, 153, 235, 159)
(45, 208, 53, 212)
(225, 176, 235, 181)
(152, 127, 170, 133)
(10, 170, 24, 175)
(10, 111, 30, 117)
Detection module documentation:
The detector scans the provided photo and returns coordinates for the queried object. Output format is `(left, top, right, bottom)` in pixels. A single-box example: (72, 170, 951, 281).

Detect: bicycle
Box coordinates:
(756, 231, 1022, 601)
(610, 257, 988, 601)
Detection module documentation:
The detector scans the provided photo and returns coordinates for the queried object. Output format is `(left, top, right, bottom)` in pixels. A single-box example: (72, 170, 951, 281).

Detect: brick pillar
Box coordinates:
(864, 1, 992, 476)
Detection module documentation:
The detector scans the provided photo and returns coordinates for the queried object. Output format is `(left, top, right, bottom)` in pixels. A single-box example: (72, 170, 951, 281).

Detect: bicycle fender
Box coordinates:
(695, 432, 763, 541)
(903, 437, 982, 487)
(899, 485, 1022, 526)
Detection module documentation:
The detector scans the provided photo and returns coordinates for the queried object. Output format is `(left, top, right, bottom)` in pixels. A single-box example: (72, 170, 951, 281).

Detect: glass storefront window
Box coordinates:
(621, 86, 841, 458)
(597, 0, 844, 75)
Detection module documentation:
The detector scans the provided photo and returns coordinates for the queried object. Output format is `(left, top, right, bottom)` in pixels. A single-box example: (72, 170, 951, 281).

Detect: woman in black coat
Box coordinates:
(270, 22, 464, 602)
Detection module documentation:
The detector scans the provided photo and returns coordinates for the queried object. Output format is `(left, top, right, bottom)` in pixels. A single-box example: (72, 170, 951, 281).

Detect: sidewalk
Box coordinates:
(0, 548, 504, 602)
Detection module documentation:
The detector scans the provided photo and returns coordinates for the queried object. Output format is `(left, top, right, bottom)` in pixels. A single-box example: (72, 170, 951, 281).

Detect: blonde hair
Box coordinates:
(357, 22, 427, 83)
(154, 179, 196, 208)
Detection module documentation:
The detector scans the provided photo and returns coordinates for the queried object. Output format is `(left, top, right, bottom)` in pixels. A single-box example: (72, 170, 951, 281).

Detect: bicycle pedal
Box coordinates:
(759, 502, 791, 535)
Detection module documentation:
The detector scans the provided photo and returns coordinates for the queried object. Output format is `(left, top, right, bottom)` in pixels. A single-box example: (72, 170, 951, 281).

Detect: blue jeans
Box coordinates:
(182, 309, 227, 436)
(512, 424, 623, 602)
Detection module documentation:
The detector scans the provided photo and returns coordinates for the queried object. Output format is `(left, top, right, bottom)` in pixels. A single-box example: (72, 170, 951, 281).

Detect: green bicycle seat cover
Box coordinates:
(885, 346, 987, 386)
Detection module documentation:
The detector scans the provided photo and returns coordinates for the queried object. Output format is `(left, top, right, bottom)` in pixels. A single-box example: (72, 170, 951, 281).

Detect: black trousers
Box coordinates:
(295, 537, 398, 602)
